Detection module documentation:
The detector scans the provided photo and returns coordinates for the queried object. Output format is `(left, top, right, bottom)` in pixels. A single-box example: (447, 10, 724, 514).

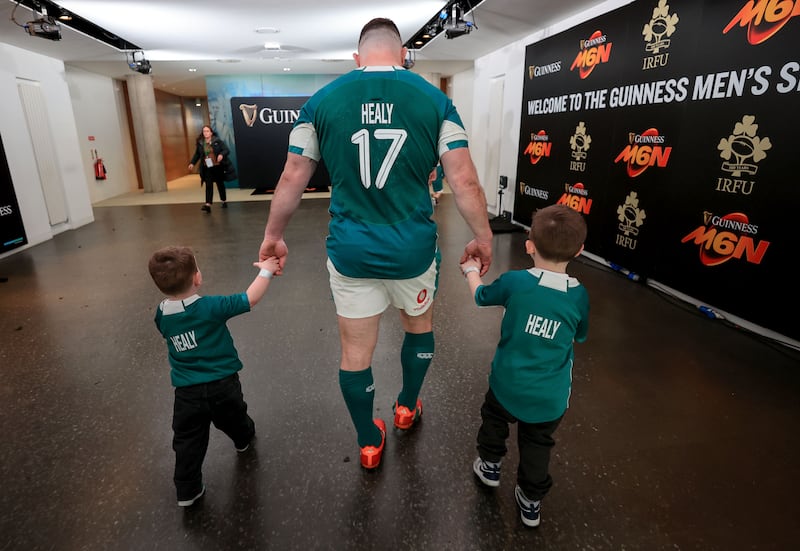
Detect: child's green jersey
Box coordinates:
(475, 268, 590, 423)
(154, 294, 250, 387)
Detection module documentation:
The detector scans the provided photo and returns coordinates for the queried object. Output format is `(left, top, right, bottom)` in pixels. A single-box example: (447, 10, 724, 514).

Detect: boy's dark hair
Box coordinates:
(359, 18, 402, 46)
(148, 246, 197, 296)
(530, 205, 587, 262)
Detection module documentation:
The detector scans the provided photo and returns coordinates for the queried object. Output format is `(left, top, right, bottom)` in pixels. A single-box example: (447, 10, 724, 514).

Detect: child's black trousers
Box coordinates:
(172, 373, 255, 501)
(476, 388, 563, 501)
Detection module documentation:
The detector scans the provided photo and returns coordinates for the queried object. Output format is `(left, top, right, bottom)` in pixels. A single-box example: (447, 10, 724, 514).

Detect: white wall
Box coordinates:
(65, 66, 138, 203)
(0, 42, 95, 258)
(450, 69, 474, 140)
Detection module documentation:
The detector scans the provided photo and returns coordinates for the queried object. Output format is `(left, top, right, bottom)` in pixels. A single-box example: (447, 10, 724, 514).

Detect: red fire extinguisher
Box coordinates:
(92, 149, 107, 180)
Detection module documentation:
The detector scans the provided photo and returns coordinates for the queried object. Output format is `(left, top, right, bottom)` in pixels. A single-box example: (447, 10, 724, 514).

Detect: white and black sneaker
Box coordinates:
(514, 485, 541, 527)
(178, 485, 205, 507)
(473, 457, 501, 487)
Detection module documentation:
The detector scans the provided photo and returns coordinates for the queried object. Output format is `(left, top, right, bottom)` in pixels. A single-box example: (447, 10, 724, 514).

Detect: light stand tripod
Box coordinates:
(489, 175, 520, 232)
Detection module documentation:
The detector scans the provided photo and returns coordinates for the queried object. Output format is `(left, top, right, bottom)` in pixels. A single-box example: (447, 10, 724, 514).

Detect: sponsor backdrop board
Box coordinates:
(204, 74, 336, 189)
(231, 96, 329, 192)
(0, 135, 27, 254)
(514, 0, 798, 341)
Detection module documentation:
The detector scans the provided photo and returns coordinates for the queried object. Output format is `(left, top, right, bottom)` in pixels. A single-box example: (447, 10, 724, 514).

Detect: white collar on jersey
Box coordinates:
(361, 66, 405, 72)
(160, 294, 201, 315)
(527, 268, 577, 292)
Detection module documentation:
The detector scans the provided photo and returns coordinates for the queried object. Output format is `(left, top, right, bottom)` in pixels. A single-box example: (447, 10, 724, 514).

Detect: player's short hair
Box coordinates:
(530, 205, 587, 262)
(358, 17, 402, 47)
(148, 246, 197, 296)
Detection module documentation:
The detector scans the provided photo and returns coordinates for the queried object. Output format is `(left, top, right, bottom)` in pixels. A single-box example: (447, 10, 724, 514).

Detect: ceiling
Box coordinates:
(0, 0, 600, 97)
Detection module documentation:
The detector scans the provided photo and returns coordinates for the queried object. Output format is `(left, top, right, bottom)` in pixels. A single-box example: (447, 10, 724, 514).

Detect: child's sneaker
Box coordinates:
(473, 457, 501, 487)
(393, 399, 422, 430)
(360, 419, 386, 469)
(235, 430, 255, 452)
(177, 485, 205, 507)
(514, 485, 541, 527)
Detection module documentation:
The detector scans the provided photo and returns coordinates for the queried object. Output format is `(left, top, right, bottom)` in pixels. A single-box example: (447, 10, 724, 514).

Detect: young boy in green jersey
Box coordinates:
(460, 204, 589, 528)
(148, 246, 280, 507)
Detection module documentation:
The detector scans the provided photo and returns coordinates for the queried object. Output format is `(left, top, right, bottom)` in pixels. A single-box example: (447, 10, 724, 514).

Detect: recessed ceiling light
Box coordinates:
(255, 27, 280, 34)
(188, 68, 197, 72)
(283, 67, 291, 72)
(263, 42, 281, 50)
(216, 59, 241, 63)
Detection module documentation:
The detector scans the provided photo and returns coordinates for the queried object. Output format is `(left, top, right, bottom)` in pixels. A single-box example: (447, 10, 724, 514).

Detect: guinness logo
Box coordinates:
(239, 104, 258, 127)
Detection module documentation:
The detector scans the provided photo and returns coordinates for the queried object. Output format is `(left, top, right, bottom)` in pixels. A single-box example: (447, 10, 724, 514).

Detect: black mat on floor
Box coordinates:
(489, 213, 524, 233)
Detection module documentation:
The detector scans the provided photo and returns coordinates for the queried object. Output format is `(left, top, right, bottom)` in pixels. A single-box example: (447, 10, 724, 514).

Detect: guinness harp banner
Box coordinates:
(0, 135, 27, 254)
(231, 96, 329, 192)
(514, 0, 798, 341)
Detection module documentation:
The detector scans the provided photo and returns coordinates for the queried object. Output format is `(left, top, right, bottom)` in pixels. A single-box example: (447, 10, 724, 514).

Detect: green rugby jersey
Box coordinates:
(289, 66, 469, 279)
(475, 268, 590, 423)
(154, 294, 250, 387)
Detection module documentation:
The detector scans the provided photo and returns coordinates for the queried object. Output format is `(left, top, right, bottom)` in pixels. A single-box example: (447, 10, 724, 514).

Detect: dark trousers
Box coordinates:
(476, 388, 563, 501)
(204, 166, 226, 204)
(172, 373, 254, 500)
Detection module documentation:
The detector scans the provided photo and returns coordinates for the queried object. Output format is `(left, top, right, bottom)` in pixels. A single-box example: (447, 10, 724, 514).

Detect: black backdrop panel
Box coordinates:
(231, 96, 329, 192)
(0, 135, 27, 254)
(514, 0, 798, 340)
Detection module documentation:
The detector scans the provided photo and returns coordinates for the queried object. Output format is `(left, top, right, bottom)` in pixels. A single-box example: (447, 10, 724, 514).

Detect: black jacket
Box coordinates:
(190, 137, 237, 181)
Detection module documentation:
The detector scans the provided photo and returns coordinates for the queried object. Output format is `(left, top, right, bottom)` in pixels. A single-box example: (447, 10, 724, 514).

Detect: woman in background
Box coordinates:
(189, 125, 231, 212)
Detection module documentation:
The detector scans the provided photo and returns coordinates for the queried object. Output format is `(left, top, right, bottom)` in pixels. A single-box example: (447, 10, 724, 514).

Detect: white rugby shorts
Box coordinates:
(326, 257, 438, 319)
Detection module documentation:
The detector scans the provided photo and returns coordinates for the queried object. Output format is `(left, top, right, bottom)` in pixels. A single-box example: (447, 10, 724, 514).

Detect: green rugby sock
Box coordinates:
(397, 331, 434, 408)
(339, 367, 380, 448)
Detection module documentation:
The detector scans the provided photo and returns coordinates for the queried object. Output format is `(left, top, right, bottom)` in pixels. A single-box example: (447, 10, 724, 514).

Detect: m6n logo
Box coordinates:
(523, 130, 552, 164)
(680, 211, 770, 266)
(723, 0, 800, 44)
(614, 128, 672, 177)
(556, 182, 592, 215)
(570, 30, 612, 79)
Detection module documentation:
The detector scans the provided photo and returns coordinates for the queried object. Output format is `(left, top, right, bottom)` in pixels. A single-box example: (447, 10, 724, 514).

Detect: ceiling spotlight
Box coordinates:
(127, 51, 152, 75)
(24, 15, 62, 41)
(404, 0, 482, 51)
(442, 0, 477, 40)
(445, 21, 474, 39)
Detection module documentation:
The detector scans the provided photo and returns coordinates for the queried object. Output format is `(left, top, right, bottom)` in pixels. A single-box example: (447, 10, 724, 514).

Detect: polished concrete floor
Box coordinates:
(1, 195, 798, 551)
